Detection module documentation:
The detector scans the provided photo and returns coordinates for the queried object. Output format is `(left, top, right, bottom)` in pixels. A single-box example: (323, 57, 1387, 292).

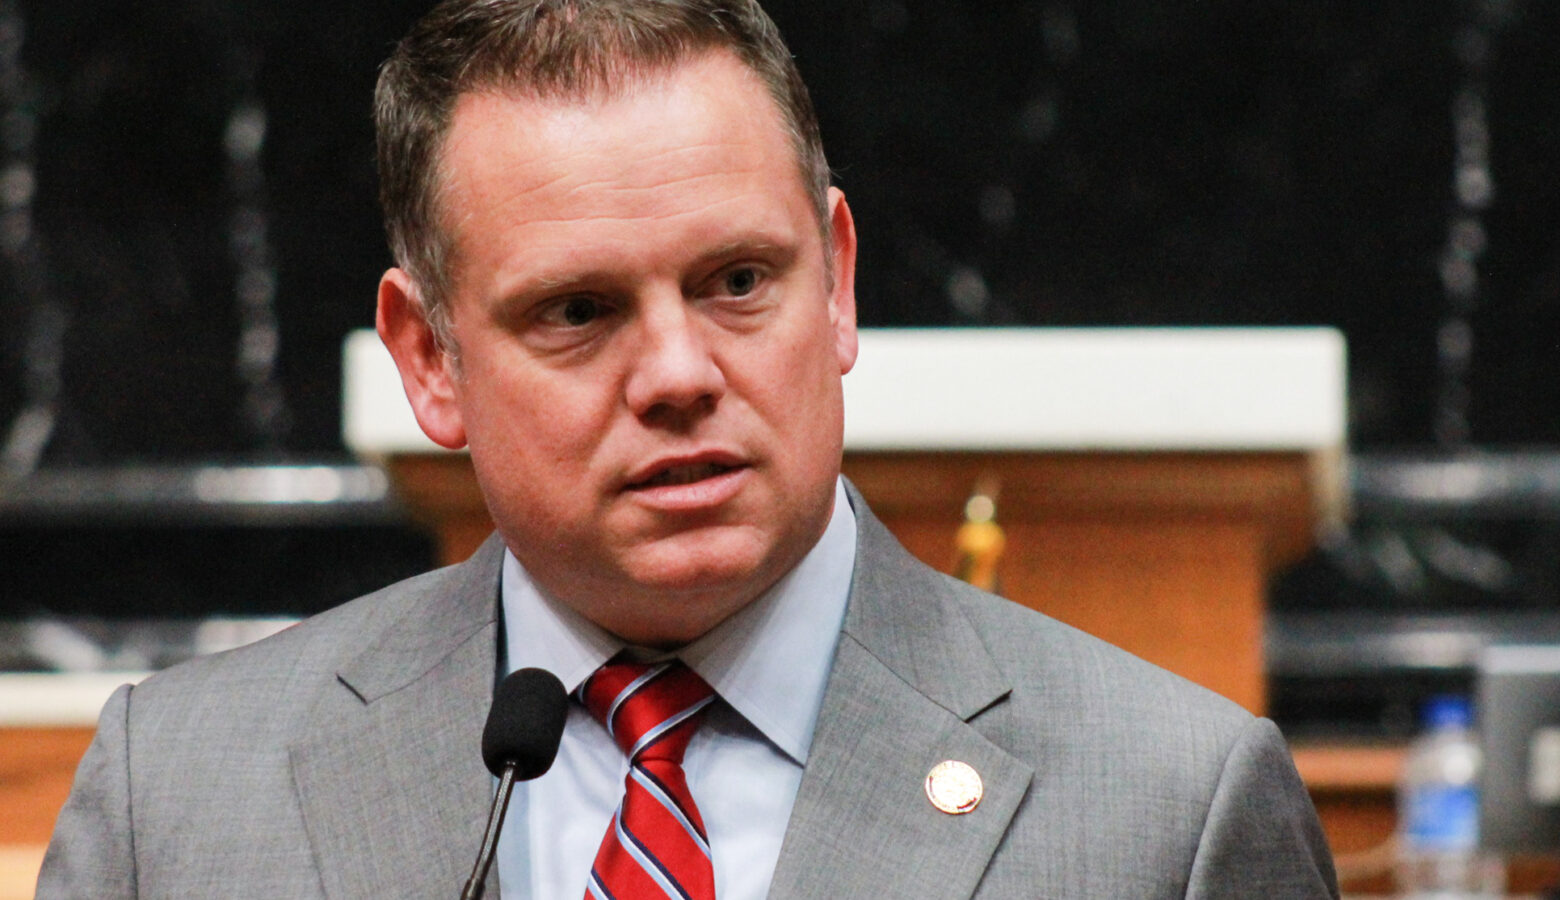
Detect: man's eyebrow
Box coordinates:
(500, 234, 801, 300)
(533, 270, 593, 290)
(488, 270, 612, 313)
(691, 235, 798, 268)
(518, 260, 631, 291)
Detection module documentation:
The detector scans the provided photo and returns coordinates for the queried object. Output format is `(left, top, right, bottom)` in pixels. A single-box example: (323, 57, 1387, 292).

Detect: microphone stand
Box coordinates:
(460, 762, 518, 900)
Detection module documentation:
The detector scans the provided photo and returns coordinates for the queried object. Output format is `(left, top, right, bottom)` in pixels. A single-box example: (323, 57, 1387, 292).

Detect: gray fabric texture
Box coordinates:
(38, 484, 1338, 899)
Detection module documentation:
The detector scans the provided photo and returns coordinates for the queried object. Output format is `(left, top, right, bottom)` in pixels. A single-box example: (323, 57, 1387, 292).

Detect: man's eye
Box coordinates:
(724, 267, 760, 297)
(557, 296, 602, 326)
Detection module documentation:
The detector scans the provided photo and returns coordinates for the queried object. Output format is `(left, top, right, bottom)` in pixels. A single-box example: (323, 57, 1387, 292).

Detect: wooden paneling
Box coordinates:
(0, 728, 93, 845)
(842, 451, 1323, 714)
(0, 726, 94, 894)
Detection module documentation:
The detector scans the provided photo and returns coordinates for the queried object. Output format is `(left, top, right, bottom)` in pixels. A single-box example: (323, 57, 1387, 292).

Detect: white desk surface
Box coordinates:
(0, 672, 148, 727)
(343, 326, 1347, 454)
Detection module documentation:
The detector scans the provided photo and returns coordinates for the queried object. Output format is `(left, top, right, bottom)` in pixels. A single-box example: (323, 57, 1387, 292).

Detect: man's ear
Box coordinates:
(376, 268, 468, 449)
(825, 187, 859, 376)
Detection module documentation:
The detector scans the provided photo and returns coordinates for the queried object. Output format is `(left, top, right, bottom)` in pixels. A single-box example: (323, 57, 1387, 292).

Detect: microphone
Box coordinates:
(460, 667, 568, 900)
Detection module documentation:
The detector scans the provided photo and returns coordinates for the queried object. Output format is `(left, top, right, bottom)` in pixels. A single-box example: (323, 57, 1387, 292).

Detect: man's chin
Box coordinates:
(620, 539, 776, 600)
(594, 567, 767, 649)
(611, 530, 793, 608)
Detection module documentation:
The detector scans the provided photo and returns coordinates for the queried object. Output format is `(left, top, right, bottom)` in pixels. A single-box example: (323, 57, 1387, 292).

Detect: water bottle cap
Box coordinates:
(1423, 694, 1473, 730)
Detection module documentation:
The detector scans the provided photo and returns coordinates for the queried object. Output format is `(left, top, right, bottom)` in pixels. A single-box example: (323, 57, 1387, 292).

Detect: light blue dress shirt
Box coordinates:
(497, 478, 857, 899)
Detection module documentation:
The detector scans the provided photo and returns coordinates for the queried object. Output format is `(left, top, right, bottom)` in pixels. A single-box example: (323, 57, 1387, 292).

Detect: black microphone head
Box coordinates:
(481, 667, 568, 780)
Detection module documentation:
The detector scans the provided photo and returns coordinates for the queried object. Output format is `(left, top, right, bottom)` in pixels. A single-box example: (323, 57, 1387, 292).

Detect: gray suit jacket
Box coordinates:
(38, 489, 1338, 898)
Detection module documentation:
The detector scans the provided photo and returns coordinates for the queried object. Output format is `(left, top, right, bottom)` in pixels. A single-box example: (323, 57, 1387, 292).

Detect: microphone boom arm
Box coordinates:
(460, 762, 518, 900)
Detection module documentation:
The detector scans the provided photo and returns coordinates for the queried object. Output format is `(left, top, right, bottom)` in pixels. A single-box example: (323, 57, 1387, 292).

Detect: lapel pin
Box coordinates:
(924, 760, 983, 815)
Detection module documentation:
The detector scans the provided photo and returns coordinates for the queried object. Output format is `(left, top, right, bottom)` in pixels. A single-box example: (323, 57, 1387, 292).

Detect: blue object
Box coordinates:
(1423, 694, 1474, 730)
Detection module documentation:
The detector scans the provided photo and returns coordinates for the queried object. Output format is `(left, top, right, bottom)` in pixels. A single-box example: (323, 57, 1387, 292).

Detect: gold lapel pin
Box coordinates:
(924, 760, 983, 815)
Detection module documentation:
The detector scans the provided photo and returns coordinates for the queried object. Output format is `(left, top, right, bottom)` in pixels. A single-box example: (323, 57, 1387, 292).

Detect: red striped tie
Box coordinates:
(580, 659, 717, 900)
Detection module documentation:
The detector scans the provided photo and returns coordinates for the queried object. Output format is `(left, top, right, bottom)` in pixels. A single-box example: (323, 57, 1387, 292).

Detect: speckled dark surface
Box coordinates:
(2, 0, 1557, 459)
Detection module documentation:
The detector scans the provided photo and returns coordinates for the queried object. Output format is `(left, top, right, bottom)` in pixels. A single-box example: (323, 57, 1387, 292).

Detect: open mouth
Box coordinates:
(633, 461, 738, 489)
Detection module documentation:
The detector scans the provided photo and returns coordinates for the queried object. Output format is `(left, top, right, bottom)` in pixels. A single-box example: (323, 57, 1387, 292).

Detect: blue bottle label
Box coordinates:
(1404, 784, 1479, 850)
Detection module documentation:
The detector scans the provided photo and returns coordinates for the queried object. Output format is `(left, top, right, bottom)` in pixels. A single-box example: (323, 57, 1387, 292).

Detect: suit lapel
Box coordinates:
(290, 535, 506, 899)
(768, 487, 1033, 900)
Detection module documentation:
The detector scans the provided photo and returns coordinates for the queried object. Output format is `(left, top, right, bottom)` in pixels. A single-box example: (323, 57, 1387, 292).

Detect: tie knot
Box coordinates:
(580, 659, 715, 764)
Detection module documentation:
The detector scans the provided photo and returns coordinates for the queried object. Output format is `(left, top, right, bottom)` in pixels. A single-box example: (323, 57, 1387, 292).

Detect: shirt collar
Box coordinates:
(502, 478, 857, 765)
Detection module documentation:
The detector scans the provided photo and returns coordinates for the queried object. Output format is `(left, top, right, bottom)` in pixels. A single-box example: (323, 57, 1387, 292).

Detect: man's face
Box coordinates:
(378, 51, 858, 647)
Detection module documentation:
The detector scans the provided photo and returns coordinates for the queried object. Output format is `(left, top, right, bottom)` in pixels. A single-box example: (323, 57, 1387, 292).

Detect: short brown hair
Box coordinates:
(375, 0, 830, 349)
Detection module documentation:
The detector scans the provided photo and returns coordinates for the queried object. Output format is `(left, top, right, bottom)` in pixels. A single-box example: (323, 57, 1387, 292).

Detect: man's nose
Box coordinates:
(624, 296, 726, 424)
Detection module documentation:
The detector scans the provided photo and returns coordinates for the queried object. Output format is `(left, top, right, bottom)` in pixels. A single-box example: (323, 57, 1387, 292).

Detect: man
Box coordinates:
(39, 1, 1340, 897)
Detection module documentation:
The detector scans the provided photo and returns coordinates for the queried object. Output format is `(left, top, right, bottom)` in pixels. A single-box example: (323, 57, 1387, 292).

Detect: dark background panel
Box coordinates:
(0, 0, 1554, 460)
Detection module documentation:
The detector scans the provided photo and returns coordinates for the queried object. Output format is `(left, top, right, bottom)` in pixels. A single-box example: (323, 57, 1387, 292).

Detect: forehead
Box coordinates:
(435, 51, 808, 247)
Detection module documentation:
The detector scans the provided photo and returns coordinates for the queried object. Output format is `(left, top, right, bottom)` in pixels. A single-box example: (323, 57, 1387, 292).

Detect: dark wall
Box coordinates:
(2, 0, 1556, 461)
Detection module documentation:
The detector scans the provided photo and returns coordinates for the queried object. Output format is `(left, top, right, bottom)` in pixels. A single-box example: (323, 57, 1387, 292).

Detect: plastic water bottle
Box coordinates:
(1395, 695, 1504, 899)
